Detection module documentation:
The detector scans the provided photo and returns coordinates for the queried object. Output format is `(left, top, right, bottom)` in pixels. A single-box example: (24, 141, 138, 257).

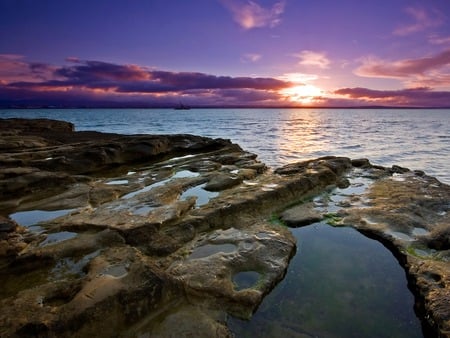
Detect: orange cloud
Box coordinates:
(355, 49, 450, 88)
(335, 87, 450, 107)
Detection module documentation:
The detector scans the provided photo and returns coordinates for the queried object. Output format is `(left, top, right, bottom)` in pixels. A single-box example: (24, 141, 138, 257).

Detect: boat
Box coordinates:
(174, 103, 190, 110)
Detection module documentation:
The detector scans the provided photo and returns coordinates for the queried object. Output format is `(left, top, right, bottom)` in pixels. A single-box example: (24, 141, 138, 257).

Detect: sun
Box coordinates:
(280, 84, 323, 104)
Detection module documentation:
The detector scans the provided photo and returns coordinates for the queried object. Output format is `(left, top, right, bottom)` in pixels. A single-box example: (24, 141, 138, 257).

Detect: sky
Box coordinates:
(1, 0, 450, 107)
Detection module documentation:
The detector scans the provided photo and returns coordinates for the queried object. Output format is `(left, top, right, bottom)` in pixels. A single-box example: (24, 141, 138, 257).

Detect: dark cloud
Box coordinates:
(55, 60, 150, 83)
(11, 59, 290, 92)
(0, 59, 291, 107)
(143, 71, 288, 91)
(0, 58, 292, 107)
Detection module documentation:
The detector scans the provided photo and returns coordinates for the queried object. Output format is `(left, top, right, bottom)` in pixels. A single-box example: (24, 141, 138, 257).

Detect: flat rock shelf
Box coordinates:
(0, 118, 449, 337)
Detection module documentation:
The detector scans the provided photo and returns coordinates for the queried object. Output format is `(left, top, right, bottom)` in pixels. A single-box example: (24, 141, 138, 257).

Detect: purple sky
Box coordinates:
(1, 0, 450, 107)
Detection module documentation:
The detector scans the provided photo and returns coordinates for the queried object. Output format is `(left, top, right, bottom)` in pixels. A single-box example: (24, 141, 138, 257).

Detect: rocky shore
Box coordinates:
(0, 118, 449, 337)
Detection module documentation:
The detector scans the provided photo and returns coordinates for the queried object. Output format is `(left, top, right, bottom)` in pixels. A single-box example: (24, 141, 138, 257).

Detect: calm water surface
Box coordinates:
(1, 108, 449, 183)
(228, 223, 423, 338)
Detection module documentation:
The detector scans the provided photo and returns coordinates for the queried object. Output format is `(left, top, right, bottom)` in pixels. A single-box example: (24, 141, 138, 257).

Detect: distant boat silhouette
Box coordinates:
(174, 103, 190, 110)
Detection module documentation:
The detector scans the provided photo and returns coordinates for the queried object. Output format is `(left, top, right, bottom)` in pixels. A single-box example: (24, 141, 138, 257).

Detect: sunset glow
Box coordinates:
(0, 1, 449, 107)
(280, 84, 323, 104)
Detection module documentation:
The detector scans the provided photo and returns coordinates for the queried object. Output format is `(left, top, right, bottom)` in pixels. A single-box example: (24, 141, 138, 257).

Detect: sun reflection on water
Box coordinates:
(273, 110, 334, 164)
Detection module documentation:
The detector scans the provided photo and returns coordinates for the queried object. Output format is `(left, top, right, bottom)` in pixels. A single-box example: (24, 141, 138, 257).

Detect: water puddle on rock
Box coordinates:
(131, 204, 156, 216)
(39, 231, 77, 247)
(233, 271, 261, 291)
(102, 264, 128, 278)
(122, 170, 198, 199)
(106, 179, 129, 185)
(189, 243, 237, 259)
(181, 184, 219, 207)
(228, 222, 424, 338)
(9, 209, 75, 227)
(172, 170, 200, 179)
(0, 250, 100, 300)
(121, 179, 169, 199)
(50, 250, 100, 281)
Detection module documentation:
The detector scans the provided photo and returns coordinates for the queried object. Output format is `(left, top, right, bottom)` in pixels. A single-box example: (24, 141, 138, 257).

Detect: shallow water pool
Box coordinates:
(228, 223, 424, 338)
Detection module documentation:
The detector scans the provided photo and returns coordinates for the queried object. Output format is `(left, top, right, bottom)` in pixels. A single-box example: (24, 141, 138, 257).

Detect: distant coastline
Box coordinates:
(1, 105, 450, 110)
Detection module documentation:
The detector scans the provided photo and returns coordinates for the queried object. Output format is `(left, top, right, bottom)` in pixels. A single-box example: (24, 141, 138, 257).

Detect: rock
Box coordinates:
(0, 216, 17, 233)
(0, 216, 26, 257)
(0, 118, 242, 208)
(0, 118, 74, 133)
(351, 158, 371, 168)
(1, 119, 291, 336)
(280, 202, 322, 227)
(168, 223, 296, 319)
(204, 172, 243, 191)
(426, 224, 450, 250)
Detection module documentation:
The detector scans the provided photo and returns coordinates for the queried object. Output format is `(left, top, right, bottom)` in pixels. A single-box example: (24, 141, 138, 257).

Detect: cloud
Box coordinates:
(278, 72, 318, 83)
(0, 54, 60, 84)
(2, 59, 289, 91)
(132, 70, 289, 91)
(293, 51, 330, 69)
(429, 35, 450, 45)
(393, 7, 443, 36)
(55, 60, 152, 83)
(0, 58, 291, 107)
(334, 87, 450, 107)
(355, 49, 450, 88)
(220, 0, 285, 29)
(241, 53, 262, 63)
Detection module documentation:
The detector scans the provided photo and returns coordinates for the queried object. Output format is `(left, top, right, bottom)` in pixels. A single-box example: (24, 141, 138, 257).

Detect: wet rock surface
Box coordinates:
(0, 118, 449, 337)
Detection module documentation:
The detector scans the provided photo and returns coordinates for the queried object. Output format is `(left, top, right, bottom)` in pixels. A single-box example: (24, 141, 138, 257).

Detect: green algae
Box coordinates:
(323, 212, 343, 226)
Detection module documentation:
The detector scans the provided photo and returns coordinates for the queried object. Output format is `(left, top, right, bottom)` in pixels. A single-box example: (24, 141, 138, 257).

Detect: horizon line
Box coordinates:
(2, 105, 450, 110)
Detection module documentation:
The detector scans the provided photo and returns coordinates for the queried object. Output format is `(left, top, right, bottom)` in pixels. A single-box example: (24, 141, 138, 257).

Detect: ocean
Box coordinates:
(2, 108, 449, 184)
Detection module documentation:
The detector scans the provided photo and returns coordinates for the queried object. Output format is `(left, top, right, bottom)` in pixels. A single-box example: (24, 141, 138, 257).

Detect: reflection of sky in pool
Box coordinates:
(9, 209, 74, 227)
(233, 271, 261, 291)
(181, 184, 218, 207)
(39, 231, 77, 247)
(122, 170, 199, 199)
(229, 223, 424, 338)
(189, 243, 236, 259)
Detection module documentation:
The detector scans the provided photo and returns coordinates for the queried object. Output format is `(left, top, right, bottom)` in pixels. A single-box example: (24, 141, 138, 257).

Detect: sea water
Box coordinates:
(1, 108, 449, 183)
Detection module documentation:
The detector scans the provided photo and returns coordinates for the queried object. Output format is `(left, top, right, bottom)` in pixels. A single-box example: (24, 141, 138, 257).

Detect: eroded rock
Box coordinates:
(168, 223, 296, 319)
